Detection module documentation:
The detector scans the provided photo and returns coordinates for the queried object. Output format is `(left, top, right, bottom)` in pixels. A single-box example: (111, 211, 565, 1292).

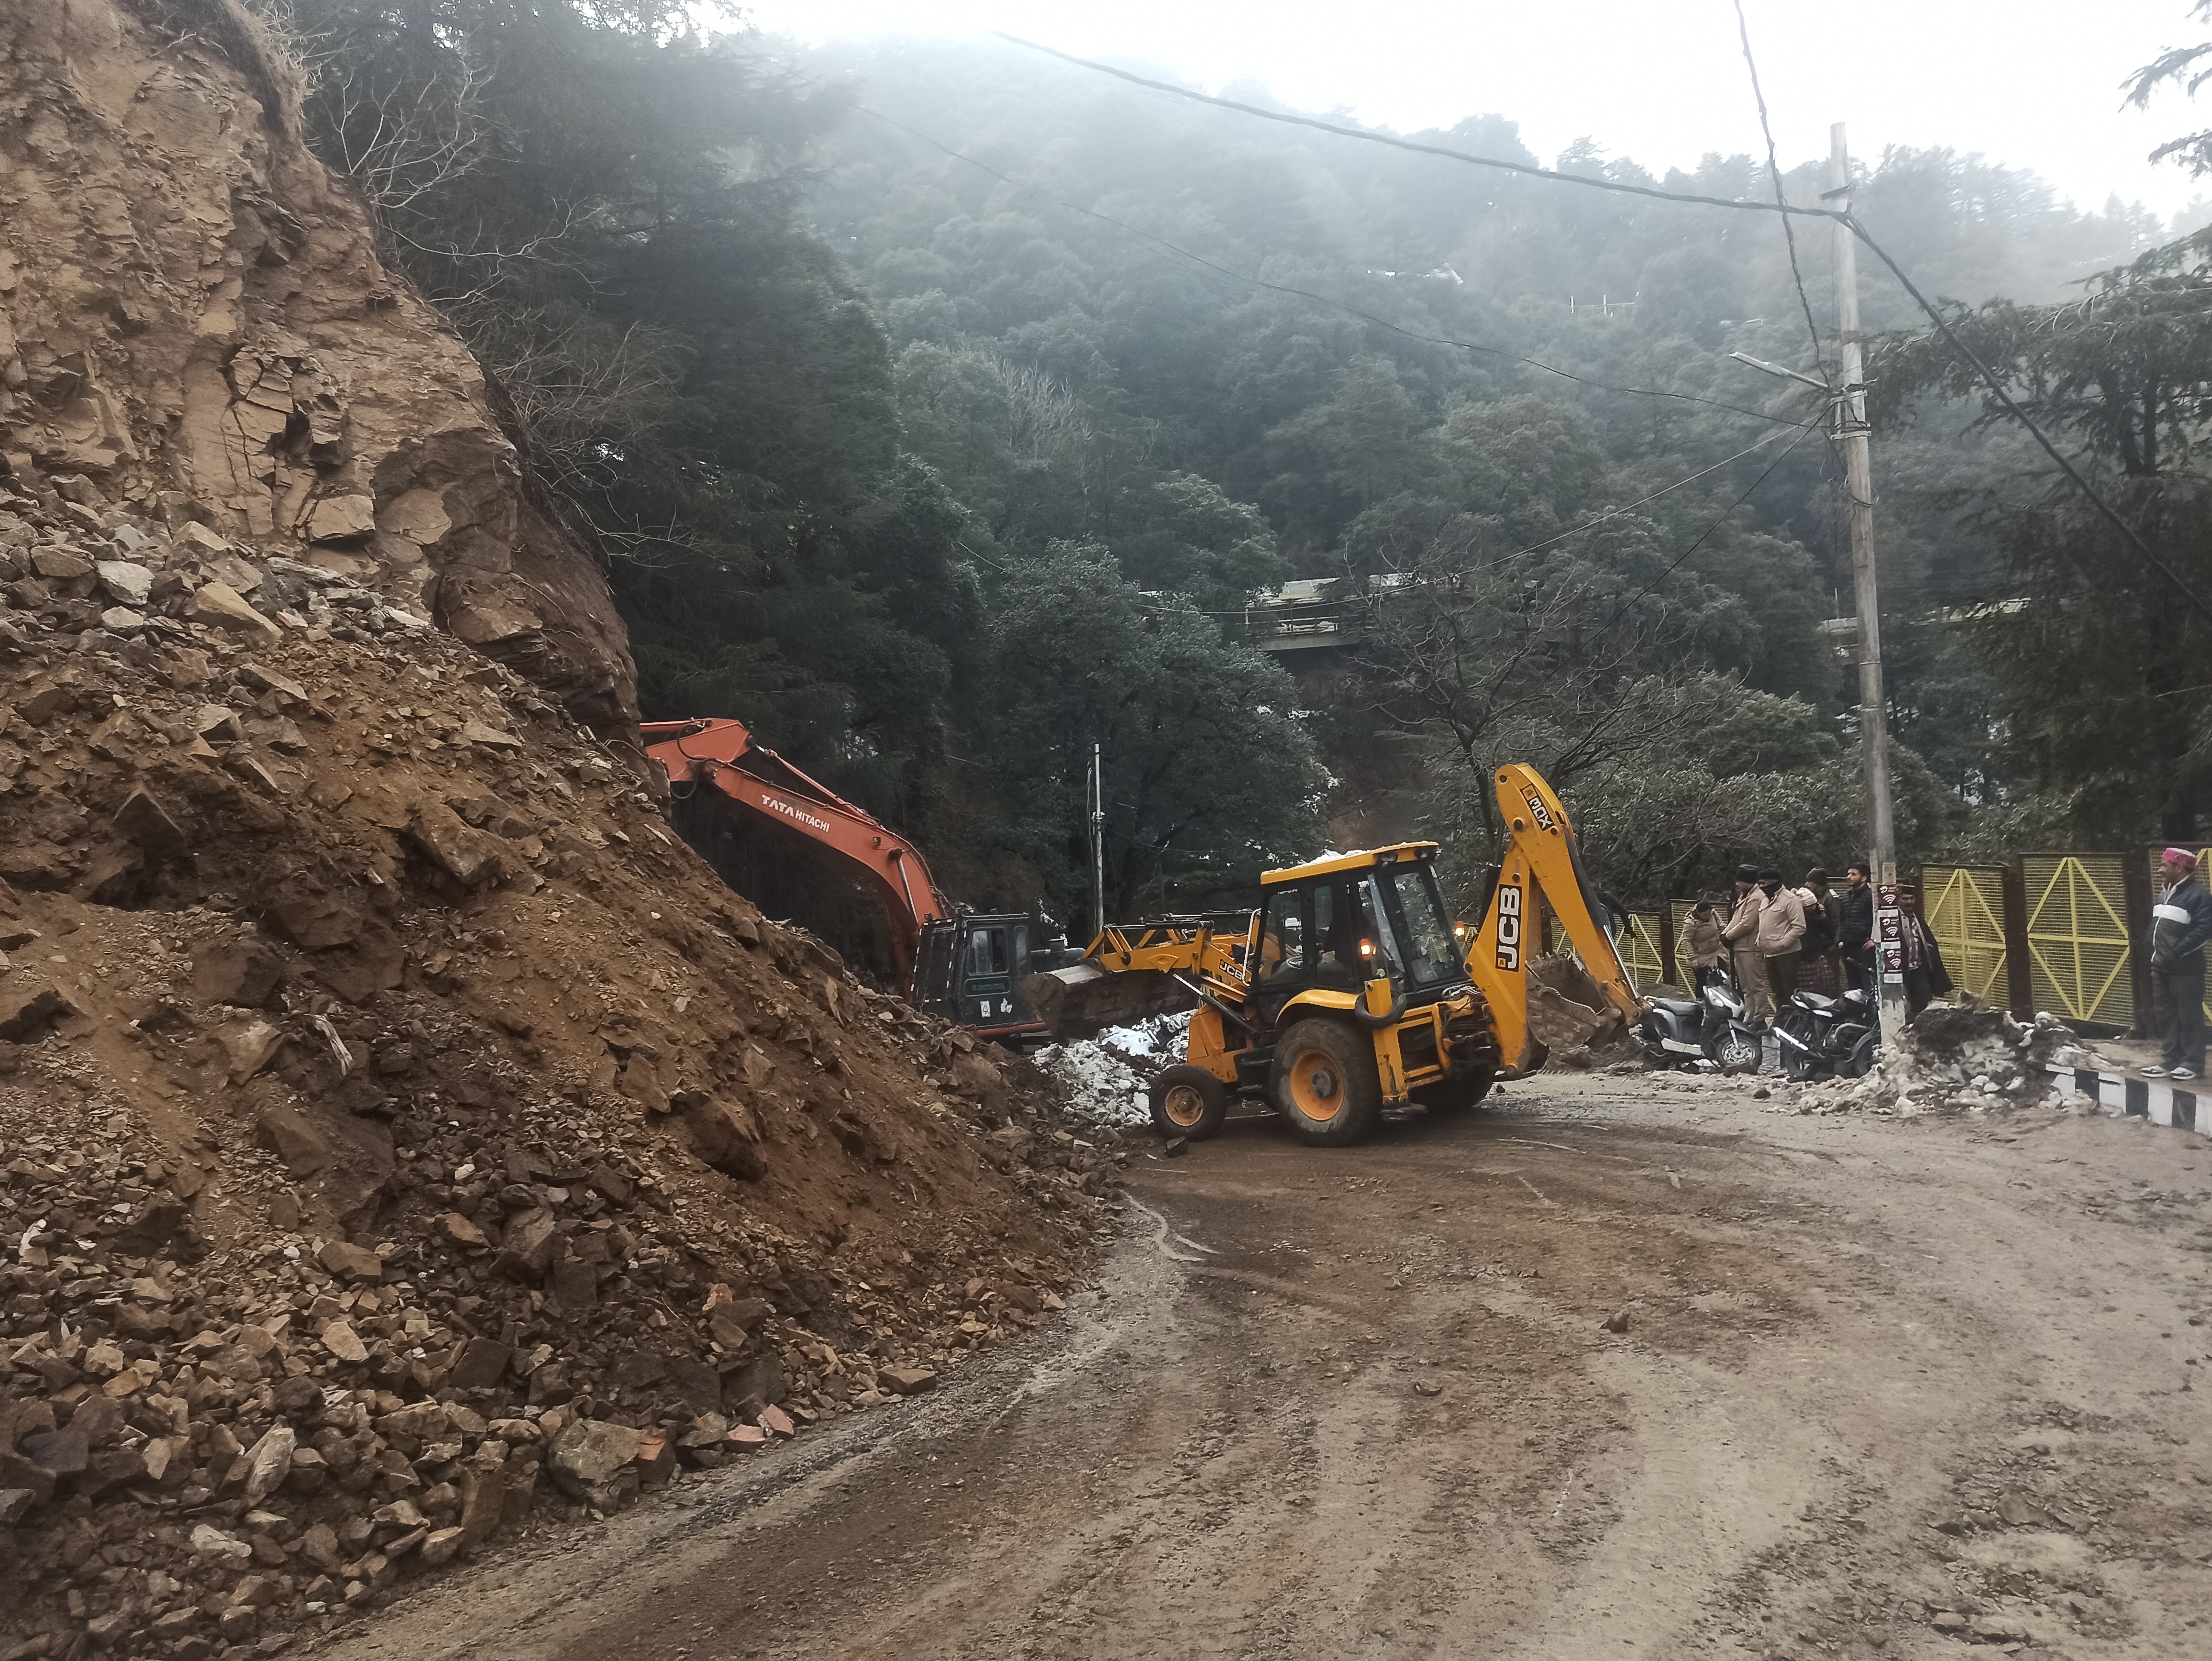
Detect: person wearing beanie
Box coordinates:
(2144, 847, 2212, 1080)
(1720, 863, 1771, 1023)
(1754, 866, 1807, 1005)
(1795, 868, 1840, 995)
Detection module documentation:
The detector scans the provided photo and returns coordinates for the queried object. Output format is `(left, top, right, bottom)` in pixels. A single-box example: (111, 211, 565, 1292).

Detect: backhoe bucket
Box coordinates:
(1018, 961, 1196, 1041)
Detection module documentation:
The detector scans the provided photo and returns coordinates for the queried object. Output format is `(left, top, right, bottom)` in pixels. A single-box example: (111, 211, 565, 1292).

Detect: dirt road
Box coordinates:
(321, 1074, 2212, 1660)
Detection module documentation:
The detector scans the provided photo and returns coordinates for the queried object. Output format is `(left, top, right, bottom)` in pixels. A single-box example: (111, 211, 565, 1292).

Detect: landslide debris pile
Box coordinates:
(1781, 1001, 2076, 1116)
(0, 490, 1128, 1655)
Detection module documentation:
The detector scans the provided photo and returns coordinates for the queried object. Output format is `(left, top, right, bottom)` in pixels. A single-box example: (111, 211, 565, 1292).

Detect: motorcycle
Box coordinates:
(1638, 971, 1765, 1073)
(1775, 986, 1879, 1080)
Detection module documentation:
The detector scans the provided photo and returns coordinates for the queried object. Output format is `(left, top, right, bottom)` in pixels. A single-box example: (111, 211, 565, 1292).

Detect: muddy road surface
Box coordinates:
(324, 1074, 2212, 1660)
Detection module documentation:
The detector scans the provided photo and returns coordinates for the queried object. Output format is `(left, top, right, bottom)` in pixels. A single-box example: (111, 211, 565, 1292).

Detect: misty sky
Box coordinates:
(746, 0, 2212, 221)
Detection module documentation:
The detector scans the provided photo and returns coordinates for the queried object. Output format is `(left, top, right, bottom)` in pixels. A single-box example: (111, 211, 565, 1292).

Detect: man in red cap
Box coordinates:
(2145, 847, 2212, 1081)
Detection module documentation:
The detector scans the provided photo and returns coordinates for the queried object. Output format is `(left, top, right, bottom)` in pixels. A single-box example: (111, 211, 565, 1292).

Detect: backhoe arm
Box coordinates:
(1465, 763, 1642, 1074)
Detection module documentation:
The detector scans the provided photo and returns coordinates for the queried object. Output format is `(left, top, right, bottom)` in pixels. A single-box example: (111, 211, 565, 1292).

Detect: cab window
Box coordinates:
(965, 926, 1008, 979)
(1355, 875, 1404, 979)
(1253, 888, 1305, 982)
(1314, 882, 1364, 985)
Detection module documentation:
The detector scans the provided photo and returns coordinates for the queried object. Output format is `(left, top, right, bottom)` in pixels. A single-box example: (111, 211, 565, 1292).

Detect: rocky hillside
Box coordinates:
(0, 481, 1127, 1653)
(0, 5, 1128, 1657)
(0, 0, 633, 730)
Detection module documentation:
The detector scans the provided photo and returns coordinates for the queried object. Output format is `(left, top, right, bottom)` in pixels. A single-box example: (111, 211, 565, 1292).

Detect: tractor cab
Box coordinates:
(1247, 843, 1468, 1024)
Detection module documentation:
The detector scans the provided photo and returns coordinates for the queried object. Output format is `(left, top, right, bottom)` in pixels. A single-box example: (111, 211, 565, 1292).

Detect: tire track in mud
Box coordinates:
(321, 1079, 2212, 1661)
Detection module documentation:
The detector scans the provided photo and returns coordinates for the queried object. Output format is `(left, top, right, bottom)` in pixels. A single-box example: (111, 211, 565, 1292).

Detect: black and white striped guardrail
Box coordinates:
(2048, 1065, 2202, 1132)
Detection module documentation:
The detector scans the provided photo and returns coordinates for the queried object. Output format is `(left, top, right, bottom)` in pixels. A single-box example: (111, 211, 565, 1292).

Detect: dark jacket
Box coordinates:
(2151, 873, 2212, 973)
(1796, 888, 1836, 956)
(1835, 883, 1874, 955)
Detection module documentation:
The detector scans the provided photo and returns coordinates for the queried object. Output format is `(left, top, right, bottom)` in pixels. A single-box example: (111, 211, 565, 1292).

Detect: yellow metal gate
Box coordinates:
(2201, 848, 2212, 1026)
(1922, 864, 2008, 1006)
(1671, 899, 1703, 982)
(2022, 854, 2134, 1029)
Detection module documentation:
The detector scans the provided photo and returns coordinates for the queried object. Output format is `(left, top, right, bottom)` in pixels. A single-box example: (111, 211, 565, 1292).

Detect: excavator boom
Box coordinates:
(642, 718, 950, 985)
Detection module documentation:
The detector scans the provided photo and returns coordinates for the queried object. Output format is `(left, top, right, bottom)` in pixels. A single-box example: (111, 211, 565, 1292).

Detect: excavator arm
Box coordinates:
(1465, 763, 1643, 1074)
(642, 718, 950, 985)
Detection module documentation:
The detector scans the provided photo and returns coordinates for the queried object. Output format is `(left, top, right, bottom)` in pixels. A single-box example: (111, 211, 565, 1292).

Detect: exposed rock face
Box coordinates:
(0, 0, 637, 727)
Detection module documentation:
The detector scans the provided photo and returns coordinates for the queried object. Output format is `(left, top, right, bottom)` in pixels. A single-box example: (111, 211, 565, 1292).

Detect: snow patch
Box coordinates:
(1097, 1012, 1190, 1062)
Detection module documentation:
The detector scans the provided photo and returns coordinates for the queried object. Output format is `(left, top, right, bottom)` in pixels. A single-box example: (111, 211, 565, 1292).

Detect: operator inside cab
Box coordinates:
(1255, 878, 1398, 991)
(1250, 852, 1464, 1014)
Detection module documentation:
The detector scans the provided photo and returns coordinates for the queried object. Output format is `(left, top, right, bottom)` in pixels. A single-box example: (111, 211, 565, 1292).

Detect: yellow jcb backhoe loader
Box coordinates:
(1019, 764, 1641, 1147)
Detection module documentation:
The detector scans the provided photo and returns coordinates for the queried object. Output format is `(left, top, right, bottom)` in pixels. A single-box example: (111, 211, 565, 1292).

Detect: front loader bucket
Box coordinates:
(1018, 961, 1197, 1042)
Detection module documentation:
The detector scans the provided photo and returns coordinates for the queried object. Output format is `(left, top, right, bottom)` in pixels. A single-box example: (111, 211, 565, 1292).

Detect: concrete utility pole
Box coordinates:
(1824, 122, 1907, 1032)
(1090, 740, 1106, 931)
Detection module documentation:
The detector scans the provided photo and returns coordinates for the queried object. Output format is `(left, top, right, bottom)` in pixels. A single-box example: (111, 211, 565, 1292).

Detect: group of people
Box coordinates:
(1648, 846, 2212, 1077)
(1675, 862, 1951, 1026)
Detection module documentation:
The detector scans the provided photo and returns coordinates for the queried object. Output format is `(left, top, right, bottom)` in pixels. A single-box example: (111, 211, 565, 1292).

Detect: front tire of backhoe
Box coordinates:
(1150, 1064, 1228, 1141)
(1415, 1069, 1496, 1114)
(1273, 1019, 1382, 1146)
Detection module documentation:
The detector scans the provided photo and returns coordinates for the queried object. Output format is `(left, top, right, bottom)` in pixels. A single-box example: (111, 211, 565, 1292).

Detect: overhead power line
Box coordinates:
(994, 34, 1838, 222)
(996, 31, 2212, 626)
(1844, 229, 2212, 625)
(858, 106, 1815, 431)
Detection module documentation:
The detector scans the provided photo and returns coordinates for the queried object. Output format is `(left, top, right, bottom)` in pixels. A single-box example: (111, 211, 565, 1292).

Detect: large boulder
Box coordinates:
(546, 1418, 641, 1511)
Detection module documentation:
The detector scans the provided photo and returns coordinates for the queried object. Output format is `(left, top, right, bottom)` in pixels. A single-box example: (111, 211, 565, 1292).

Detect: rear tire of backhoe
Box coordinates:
(1273, 1018, 1383, 1146)
(1149, 1065, 1228, 1141)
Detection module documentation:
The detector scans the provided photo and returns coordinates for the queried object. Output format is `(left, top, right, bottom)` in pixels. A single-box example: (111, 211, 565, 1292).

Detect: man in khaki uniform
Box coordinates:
(1721, 864, 1770, 1024)
(1756, 867, 1808, 1006)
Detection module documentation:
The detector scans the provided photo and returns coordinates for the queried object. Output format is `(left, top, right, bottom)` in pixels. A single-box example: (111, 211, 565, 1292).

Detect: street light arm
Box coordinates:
(1728, 350, 1834, 394)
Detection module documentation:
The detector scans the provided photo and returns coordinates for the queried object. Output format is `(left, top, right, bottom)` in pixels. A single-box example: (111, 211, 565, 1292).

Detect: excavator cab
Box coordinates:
(912, 914, 1068, 1042)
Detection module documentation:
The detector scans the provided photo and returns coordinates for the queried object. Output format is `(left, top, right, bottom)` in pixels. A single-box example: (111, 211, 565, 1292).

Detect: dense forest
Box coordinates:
(266, 0, 2212, 945)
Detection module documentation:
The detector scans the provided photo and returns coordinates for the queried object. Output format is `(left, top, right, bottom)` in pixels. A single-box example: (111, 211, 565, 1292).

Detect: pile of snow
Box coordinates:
(1033, 1040, 1151, 1126)
(1098, 1012, 1191, 1065)
(1774, 1002, 2079, 1117)
(1035, 1013, 1194, 1126)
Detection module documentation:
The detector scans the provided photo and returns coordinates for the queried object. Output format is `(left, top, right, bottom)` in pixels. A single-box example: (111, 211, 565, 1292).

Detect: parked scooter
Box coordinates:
(1638, 969, 1764, 1073)
(1775, 986, 1879, 1080)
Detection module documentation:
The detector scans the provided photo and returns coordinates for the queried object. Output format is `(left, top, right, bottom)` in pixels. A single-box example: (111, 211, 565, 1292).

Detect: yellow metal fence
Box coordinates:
(1620, 912, 1667, 990)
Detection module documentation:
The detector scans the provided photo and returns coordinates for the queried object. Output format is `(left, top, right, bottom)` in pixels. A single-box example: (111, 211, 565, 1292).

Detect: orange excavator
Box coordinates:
(641, 718, 1056, 1041)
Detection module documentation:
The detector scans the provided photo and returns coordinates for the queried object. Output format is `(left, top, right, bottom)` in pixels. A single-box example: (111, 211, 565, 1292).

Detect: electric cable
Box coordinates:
(859, 106, 1817, 431)
(1732, 0, 1833, 392)
(994, 34, 1839, 221)
(1842, 220, 2212, 624)
(997, 32, 2212, 625)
